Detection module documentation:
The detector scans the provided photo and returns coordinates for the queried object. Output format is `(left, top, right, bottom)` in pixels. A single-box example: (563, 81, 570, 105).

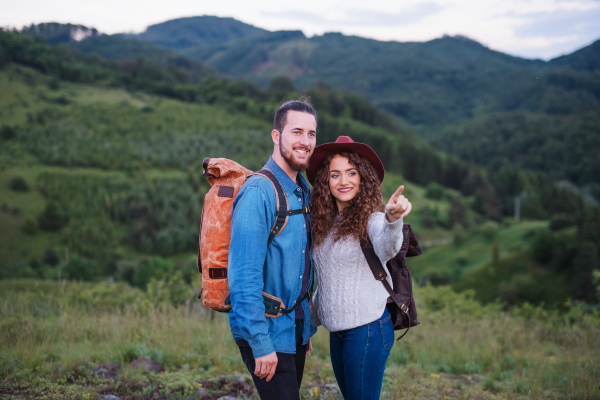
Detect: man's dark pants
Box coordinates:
(236, 320, 307, 400)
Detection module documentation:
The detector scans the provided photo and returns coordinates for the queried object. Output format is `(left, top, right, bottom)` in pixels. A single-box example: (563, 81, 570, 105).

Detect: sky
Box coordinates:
(2, 0, 600, 60)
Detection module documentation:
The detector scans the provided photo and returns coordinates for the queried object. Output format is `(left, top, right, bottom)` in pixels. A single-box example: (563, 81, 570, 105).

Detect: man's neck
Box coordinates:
(272, 153, 298, 182)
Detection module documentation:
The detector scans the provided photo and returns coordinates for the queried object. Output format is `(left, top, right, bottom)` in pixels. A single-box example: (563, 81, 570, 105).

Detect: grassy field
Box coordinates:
(1, 279, 598, 399)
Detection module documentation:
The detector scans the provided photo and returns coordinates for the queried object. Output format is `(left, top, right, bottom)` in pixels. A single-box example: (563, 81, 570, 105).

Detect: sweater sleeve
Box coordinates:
(367, 212, 404, 264)
(310, 286, 322, 327)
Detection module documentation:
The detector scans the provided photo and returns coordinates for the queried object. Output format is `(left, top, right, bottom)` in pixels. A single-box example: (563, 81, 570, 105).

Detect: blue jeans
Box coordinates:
(330, 308, 394, 400)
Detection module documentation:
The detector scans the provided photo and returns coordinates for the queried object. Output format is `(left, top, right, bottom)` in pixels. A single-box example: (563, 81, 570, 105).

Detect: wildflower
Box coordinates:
(430, 373, 441, 379)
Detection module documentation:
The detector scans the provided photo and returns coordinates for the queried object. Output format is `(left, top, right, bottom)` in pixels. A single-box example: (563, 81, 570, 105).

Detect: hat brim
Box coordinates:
(306, 141, 385, 186)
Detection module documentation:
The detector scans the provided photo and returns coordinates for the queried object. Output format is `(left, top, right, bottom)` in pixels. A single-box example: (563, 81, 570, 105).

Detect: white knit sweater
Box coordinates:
(311, 212, 404, 332)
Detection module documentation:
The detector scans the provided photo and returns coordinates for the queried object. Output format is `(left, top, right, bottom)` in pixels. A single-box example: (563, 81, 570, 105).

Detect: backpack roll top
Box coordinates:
(198, 158, 253, 312)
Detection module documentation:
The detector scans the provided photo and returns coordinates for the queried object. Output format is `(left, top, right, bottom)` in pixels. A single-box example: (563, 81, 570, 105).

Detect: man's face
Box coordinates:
(277, 111, 317, 172)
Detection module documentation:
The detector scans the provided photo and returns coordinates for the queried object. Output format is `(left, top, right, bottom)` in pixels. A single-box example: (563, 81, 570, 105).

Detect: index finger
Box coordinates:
(389, 185, 405, 202)
(266, 362, 277, 382)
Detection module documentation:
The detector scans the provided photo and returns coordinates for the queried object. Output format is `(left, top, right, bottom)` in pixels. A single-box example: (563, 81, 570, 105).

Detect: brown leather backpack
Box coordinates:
(360, 223, 422, 340)
(197, 158, 310, 315)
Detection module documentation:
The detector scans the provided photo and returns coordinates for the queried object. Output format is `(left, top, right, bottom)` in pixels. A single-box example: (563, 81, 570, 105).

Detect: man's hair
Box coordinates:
(273, 98, 317, 133)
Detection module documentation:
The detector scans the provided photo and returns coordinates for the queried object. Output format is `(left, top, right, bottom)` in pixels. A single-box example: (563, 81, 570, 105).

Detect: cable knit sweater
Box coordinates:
(311, 212, 404, 332)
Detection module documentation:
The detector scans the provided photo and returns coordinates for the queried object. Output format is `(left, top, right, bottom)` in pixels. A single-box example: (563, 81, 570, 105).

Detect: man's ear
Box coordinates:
(271, 129, 280, 145)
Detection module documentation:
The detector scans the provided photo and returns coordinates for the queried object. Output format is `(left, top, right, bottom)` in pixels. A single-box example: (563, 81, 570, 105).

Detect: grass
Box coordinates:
(409, 221, 547, 283)
(1, 279, 598, 399)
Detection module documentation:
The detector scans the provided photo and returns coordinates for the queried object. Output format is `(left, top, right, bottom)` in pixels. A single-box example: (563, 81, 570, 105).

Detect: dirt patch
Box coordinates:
(196, 377, 256, 400)
(129, 358, 165, 373)
(94, 363, 121, 380)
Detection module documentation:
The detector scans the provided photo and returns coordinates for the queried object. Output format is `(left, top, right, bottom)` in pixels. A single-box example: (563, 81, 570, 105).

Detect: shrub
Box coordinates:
(549, 213, 575, 231)
(22, 217, 38, 234)
(133, 257, 172, 289)
(420, 205, 436, 229)
(530, 229, 555, 264)
(479, 224, 496, 242)
(62, 256, 96, 281)
(42, 248, 60, 267)
(425, 182, 444, 200)
(0, 124, 17, 140)
(47, 76, 60, 90)
(9, 176, 30, 192)
(38, 202, 66, 231)
(146, 271, 194, 306)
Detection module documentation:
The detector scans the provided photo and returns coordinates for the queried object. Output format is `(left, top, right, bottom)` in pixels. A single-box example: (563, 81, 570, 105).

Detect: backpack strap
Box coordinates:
(253, 168, 310, 245)
(251, 168, 311, 317)
(360, 236, 411, 340)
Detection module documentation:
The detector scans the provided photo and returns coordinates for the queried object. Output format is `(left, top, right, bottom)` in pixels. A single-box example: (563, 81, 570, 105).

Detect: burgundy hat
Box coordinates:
(306, 136, 385, 185)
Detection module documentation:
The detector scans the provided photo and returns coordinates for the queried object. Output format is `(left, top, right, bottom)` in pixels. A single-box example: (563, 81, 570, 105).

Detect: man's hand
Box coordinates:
(306, 338, 313, 357)
(255, 352, 278, 381)
(386, 185, 412, 223)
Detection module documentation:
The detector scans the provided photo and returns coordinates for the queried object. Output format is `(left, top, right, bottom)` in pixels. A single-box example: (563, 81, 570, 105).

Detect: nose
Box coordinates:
(339, 173, 348, 185)
(299, 133, 310, 147)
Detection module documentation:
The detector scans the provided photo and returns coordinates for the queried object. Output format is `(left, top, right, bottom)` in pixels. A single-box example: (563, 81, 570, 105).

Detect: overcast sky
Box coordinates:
(2, 0, 600, 60)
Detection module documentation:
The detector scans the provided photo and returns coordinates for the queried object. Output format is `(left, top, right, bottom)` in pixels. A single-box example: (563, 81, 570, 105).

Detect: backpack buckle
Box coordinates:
(401, 304, 409, 314)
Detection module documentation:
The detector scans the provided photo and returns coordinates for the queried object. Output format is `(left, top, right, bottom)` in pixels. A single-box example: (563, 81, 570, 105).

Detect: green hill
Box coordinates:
(18, 20, 600, 191)
(430, 111, 600, 187)
(1, 29, 598, 309)
(122, 16, 267, 50)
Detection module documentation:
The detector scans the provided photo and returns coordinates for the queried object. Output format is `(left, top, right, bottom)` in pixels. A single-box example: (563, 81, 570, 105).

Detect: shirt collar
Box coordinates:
(265, 157, 310, 196)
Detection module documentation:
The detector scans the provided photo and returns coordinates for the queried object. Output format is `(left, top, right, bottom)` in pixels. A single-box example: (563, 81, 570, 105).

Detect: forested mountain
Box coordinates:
(20, 22, 98, 44)
(121, 16, 267, 50)
(12, 19, 600, 191)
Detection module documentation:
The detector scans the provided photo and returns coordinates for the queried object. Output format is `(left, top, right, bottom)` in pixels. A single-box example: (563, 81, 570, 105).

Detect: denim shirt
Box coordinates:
(228, 157, 317, 358)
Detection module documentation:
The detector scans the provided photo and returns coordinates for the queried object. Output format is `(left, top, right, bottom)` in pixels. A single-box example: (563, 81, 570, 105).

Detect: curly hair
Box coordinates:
(311, 152, 385, 246)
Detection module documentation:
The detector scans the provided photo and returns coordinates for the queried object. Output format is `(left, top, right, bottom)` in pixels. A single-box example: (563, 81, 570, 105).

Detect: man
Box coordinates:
(228, 100, 318, 400)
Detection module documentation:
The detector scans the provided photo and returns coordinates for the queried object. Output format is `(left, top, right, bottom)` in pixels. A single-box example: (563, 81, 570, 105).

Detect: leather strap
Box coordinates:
(360, 237, 411, 340)
(287, 206, 311, 216)
(255, 169, 288, 246)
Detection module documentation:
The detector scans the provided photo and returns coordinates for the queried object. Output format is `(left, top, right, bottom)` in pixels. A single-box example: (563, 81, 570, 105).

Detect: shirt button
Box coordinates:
(299, 275, 302, 278)
(302, 250, 305, 253)
(298, 198, 301, 201)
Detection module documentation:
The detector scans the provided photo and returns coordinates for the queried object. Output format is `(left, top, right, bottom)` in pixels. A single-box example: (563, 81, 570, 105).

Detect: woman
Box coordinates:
(307, 136, 412, 400)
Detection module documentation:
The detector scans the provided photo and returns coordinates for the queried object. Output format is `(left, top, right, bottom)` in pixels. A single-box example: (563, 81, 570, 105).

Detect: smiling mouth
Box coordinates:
(338, 187, 353, 193)
(293, 148, 309, 156)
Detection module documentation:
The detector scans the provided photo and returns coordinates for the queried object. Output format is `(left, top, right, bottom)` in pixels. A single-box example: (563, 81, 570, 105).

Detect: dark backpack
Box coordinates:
(360, 223, 422, 340)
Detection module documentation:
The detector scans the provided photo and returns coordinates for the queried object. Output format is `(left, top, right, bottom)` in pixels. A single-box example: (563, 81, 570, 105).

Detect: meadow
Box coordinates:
(1, 279, 598, 399)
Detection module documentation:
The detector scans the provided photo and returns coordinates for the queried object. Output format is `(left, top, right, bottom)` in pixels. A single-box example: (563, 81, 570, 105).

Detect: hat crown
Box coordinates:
(335, 136, 355, 144)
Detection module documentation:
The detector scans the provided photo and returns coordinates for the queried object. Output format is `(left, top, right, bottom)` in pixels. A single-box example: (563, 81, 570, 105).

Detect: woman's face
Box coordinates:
(328, 155, 361, 212)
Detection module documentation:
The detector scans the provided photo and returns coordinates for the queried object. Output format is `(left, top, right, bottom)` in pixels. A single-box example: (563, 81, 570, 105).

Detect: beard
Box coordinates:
(280, 141, 312, 172)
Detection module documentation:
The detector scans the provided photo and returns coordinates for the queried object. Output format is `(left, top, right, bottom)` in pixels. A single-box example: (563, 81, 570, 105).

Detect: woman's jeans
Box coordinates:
(330, 308, 394, 400)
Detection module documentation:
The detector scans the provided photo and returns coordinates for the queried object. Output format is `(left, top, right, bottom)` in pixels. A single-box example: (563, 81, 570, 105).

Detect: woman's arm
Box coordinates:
(368, 184, 412, 262)
(368, 212, 404, 263)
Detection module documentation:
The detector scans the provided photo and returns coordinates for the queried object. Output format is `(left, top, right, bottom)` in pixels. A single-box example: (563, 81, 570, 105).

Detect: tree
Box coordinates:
(448, 196, 468, 228)
(38, 202, 66, 231)
(573, 242, 600, 304)
(42, 248, 60, 267)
